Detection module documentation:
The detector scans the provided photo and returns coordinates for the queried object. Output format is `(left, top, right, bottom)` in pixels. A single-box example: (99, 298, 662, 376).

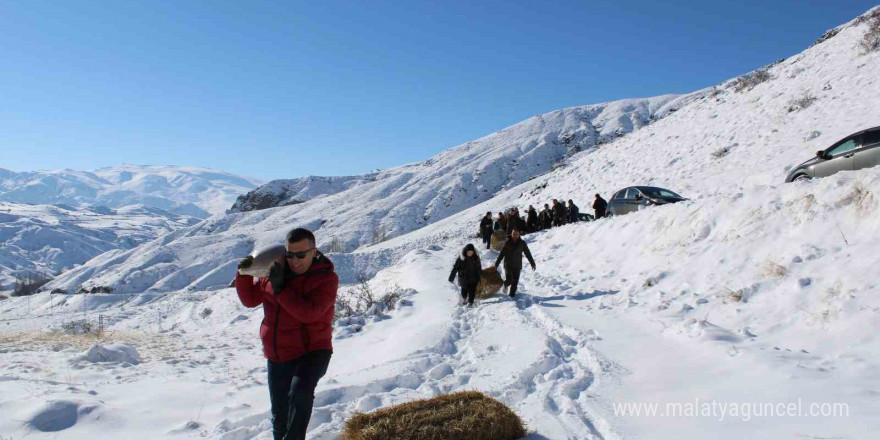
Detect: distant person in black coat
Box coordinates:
(540, 204, 553, 230)
(567, 200, 579, 223)
(506, 208, 524, 235)
(449, 243, 482, 306)
(593, 194, 608, 219)
(479, 212, 493, 249)
(526, 205, 539, 233)
(494, 212, 507, 232)
(494, 229, 536, 297)
(552, 199, 567, 227)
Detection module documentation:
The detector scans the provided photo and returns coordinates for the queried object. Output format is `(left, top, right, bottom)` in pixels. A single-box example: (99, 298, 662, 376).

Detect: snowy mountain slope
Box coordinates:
(229, 175, 374, 212)
(42, 94, 700, 294)
(0, 202, 201, 289)
(357, 5, 880, 262)
(0, 165, 262, 218)
(229, 94, 700, 214)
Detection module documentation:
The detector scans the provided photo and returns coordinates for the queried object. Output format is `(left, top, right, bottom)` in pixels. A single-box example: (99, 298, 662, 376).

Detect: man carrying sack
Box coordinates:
(235, 228, 338, 440)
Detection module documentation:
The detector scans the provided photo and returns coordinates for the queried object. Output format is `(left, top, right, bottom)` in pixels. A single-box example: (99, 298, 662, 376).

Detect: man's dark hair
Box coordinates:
(286, 228, 316, 247)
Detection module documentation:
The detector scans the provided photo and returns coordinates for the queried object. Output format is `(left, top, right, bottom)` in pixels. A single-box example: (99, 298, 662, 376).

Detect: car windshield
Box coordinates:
(640, 187, 682, 199)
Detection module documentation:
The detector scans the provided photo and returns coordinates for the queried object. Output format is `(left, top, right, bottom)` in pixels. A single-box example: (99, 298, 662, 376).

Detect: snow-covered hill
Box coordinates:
(3, 7, 880, 440)
(0, 202, 201, 289)
(0, 165, 261, 218)
(43, 94, 705, 294)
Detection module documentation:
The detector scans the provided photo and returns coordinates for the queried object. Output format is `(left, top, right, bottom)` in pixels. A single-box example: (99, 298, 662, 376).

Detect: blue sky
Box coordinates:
(0, 0, 875, 180)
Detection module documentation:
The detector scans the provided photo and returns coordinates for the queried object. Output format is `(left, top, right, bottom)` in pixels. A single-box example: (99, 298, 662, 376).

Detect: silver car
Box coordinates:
(607, 186, 686, 216)
(786, 126, 880, 182)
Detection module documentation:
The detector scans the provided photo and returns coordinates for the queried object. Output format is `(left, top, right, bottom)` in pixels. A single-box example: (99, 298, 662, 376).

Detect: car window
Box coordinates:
(862, 130, 880, 149)
(642, 188, 682, 199)
(625, 188, 640, 199)
(827, 139, 858, 157)
(612, 190, 625, 200)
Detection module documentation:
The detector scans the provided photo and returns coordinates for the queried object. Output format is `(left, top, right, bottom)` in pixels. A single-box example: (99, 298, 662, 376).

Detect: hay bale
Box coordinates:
(341, 391, 526, 440)
(476, 267, 503, 299)
(490, 230, 507, 252)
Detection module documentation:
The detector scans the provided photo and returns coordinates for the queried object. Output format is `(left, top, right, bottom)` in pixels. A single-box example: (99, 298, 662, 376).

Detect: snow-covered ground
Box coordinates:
(0, 165, 262, 218)
(0, 202, 201, 289)
(2, 6, 880, 440)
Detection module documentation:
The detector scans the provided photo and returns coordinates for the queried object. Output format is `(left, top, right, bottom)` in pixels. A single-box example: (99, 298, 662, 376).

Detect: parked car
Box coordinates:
(786, 126, 880, 182)
(607, 186, 687, 216)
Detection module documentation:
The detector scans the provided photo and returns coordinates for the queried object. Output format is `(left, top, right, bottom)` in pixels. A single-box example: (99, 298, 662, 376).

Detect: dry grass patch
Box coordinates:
(721, 288, 745, 304)
(476, 268, 503, 300)
(762, 261, 788, 278)
(341, 391, 527, 440)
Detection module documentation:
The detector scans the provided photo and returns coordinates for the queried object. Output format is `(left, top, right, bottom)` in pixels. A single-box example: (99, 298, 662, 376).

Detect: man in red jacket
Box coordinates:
(235, 228, 338, 440)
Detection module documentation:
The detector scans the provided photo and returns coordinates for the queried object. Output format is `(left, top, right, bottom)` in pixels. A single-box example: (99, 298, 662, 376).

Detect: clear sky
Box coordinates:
(1, 0, 875, 180)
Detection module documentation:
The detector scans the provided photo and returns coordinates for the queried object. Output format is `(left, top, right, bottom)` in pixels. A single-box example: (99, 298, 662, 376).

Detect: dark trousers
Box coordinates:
(503, 266, 522, 296)
(460, 282, 477, 304)
(481, 232, 491, 249)
(268, 349, 332, 440)
(595, 209, 605, 219)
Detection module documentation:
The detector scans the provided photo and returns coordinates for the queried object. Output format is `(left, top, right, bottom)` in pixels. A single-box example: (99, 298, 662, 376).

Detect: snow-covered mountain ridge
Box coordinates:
(229, 95, 698, 213)
(0, 202, 201, 289)
(42, 94, 710, 294)
(0, 164, 261, 218)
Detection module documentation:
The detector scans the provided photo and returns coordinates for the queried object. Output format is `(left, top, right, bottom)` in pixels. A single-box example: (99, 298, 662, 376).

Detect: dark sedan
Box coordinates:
(607, 186, 687, 216)
(786, 126, 880, 182)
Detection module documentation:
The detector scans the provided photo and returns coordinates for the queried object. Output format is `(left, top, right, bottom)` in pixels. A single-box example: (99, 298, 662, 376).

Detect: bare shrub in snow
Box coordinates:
(787, 93, 817, 112)
(732, 68, 771, 93)
(835, 182, 873, 216)
(334, 276, 409, 323)
(859, 10, 880, 54)
(12, 272, 52, 297)
(200, 307, 213, 319)
(722, 288, 745, 303)
(371, 225, 387, 245)
(711, 146, 732, 159)
(58, 319, 95, 336)
(327, 236, 345, 253)
(812, 28, 840, 47)
(763, 261, 788, 278)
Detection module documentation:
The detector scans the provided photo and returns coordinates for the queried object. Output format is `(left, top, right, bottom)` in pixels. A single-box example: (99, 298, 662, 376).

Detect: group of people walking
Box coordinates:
(453, 193, 611, 308)
(477, 194, 609, 250)
(449, 228, 535, 305)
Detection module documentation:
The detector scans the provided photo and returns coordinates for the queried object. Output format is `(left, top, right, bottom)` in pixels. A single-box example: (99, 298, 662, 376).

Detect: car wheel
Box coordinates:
(793, 174, 811, 182)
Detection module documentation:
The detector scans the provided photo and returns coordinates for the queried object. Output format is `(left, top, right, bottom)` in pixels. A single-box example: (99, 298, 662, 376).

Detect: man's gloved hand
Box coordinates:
(268, 262, 285, 294)
(238, 255, 254, 270)
(531, 263, 536, 271)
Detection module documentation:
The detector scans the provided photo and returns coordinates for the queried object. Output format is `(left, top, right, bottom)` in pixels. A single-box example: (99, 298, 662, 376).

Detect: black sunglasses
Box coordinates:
(285, 248, 315, 259)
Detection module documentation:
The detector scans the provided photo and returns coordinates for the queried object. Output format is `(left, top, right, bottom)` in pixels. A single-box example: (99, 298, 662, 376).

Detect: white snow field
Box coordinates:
(3, 7, 880, 440)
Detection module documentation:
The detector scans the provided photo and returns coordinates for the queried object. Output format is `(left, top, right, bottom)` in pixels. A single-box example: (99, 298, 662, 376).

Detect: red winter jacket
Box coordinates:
(235, 254, 338, 362)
